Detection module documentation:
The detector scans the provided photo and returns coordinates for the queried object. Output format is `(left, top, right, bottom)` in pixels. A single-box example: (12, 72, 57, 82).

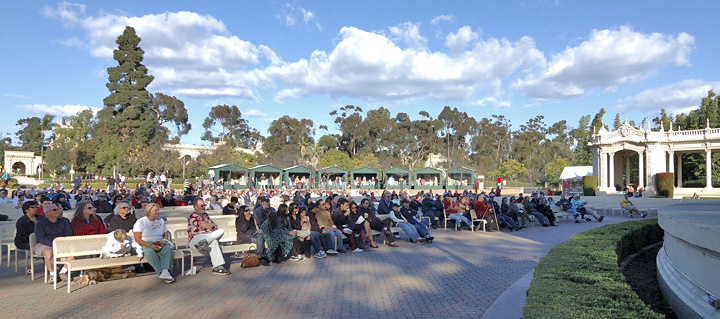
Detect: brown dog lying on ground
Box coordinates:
(73, 267, 136, 286)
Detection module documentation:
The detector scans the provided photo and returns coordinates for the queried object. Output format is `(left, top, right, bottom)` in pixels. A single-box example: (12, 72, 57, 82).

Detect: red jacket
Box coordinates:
(474, 201, 492, 216)
(443, 200, 458, 214)
(71, 216, 107, 235)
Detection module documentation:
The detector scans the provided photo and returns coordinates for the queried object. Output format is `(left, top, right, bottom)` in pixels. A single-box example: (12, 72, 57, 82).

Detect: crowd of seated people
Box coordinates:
(6, 175, 613, 287)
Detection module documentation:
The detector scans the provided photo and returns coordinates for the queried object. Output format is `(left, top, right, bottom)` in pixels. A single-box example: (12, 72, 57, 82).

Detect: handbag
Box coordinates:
(241, 252, 259, 268)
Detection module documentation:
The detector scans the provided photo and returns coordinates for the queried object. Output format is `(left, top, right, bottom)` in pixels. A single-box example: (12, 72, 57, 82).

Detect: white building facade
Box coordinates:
(589, 120, 720, 197)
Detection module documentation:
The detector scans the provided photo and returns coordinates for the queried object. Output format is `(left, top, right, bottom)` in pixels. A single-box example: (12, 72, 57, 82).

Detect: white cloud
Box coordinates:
(431, 15, 455, 25)
(278, 3, 321, 30)
(16, 104, 100, 117)
(616, 79, 720, 114)
(43, 3, 279, 99)
(389, 22, 427, 50)
(267, 26, 544, 103)
(4, 93, 32, 100)
(514, 26, 695, 100)
(243, 109, 267, 118)
(445, 26, 478, 55)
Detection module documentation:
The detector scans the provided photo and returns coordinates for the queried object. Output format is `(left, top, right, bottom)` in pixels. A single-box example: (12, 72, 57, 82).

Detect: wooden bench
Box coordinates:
(52, 233, 185, 293)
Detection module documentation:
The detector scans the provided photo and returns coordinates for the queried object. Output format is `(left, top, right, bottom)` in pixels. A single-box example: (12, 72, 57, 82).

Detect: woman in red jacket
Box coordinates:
(71, 202, 107, 235)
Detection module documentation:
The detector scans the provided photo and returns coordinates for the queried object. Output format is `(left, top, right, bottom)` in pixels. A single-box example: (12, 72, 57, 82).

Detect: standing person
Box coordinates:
(72, 176, 81, 192)
(0, 168, 8, 188)
(133, 203, 175, 283)
(34, 203, 73, 284)
(496, 177, 502, 189)
(252, 197, 273, 261)
(188, 198, 230, 275)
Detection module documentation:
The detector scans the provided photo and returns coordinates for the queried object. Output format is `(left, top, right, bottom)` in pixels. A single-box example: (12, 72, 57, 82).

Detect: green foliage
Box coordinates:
(654, 173, 675, 198)
(523, 219, 664, 319)
(263, 115, 315, 166)
(544, 158, 570, 185)
(317, 149, 355, 171)
(583, 175, 597, 196)
(201, 104, 260, 148)
(490, 159, 527, 181)
(149, 92, 191, 142)
(15, 114, 54, 152)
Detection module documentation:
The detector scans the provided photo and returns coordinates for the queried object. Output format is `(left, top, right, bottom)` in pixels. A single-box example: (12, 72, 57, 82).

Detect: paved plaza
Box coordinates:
(0, 195, 695, 319)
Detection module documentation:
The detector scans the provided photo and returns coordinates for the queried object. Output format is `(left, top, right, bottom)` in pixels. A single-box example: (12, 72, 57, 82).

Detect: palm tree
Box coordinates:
(39, 114, 55, 180)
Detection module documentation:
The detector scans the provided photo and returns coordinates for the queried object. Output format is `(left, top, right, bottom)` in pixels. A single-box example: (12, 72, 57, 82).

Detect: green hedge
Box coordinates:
(582, 175, 597, 196)
(523, 219, 664, 319)
(654, 173, 674, 198)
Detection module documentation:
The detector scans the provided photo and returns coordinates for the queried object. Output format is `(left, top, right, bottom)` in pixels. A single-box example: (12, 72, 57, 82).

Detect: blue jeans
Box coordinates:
(310, 231, 328, 253)
(322, 229, 343, 250)
(397, 222, 420, 242)
(497, 214, 518, 229)
(413, 221, 430, 238)
(423, 210, 442, 226)
(449, 213, 471, 227)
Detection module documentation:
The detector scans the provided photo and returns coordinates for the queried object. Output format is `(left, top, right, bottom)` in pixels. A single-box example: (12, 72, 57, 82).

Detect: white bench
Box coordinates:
(52, 233, 185, 293)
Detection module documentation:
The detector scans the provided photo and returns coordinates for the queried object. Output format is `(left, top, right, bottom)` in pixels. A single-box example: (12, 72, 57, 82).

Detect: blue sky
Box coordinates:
(2, 1, 719, 145)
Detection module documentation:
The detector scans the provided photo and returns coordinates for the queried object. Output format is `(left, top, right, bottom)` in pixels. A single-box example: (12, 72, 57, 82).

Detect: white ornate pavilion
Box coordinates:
(589, 120, 720, 198)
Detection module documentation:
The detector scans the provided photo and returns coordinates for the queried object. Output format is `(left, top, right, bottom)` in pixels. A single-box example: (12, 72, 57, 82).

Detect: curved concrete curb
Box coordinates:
(481, 269, 534, 319)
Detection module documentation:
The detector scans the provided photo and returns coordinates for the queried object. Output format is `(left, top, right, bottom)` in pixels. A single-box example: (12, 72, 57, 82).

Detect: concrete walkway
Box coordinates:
(0, 196, 703, 319)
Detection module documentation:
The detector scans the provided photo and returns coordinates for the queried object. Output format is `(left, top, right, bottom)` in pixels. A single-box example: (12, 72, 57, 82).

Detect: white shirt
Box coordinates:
(206, 203, 222, 210)
(133, 217, 167, 243)
(100, 232, 135, 258)
(0, 196, 12, 204)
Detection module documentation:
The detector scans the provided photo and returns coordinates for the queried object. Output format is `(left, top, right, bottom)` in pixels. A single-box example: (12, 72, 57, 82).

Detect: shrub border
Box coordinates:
(523, 219, 664, 319)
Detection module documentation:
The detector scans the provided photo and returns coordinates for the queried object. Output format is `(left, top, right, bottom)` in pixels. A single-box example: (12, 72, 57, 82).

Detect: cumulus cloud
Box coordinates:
(277, 3, 321, 30)
(16, 104, 100, 117)
(431, 14, 455, 25)
(266, 26, 543, 105)
(445, 26, 478, 55)
(616, 79, 720, 114)
(43, 3, 279, 99)
(389, 22, 427, 50)
(513, 26, 695, 100)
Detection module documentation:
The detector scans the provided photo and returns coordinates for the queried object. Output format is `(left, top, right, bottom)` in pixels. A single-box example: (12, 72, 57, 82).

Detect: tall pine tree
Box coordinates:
(93, 26, 159, 175)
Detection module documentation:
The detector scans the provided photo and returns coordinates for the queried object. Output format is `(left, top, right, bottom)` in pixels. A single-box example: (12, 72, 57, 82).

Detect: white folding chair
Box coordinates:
(28, 233, 48, 282)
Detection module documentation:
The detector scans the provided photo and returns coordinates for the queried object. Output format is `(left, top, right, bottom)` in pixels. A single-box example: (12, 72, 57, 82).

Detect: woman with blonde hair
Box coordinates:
(132, 203, 175, 283)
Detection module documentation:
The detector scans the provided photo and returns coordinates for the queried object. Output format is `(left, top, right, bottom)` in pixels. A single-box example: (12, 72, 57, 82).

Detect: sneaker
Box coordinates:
(158, 269, 175, 282)
(417, 238, 426, 244)
(314, 252, 327, 259)
(585, 218, 592, 222)
(352, 248, 364, 253)
(289, 255, 301, 262)
(342, 228, 353, 235)
(426, 236, 434, 242)
(194, 239, 209, 254)
(641, 213, 647, 218)
(48, 275, 60, 284)
(212, 267, 231, 275)
(598, 216, 605, 222)
(337, 249, 346, 253)
(575, 220, 581, 223)
(326, 249, 338, 255)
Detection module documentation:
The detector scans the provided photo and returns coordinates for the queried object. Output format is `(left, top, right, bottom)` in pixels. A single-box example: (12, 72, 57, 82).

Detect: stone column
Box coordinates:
(668, 151, 674, 173)
(677, 153, 682, 187)
(599, 152, 607, 190)
(638, 151, 644, 189)
(706, 149, 713, 188)
(625, 155, 631, 186)
(609, 152, 615, 190)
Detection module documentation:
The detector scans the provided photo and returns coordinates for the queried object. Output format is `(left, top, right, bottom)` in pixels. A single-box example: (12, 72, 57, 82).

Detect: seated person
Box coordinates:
(259, 210, 295, 263)
(234, 205, 256, 244)
(331, 199, 364, 252)
(504, 196, 528, 227)
(188, 198, 230, 275)
(34, 203, 74, 284)
(444, 195, 472, 230)
(15, 201, 44, 251)
(473, 194, 500, 231)
(93, 193, 114, 215)
(71, 202, 107, 236)
(133, 203, 175, 283)
(206, 196, 222, 210)
(489, 195, 520, 231)
(400, 199, 433, 242)
(100, 229, 139, 258)
(160, 193, 176, 207)
(312, 202, 344, 253)
(621, 194, 645, 218)
(420, 193, 442, 228)
(572, 194, 604, 222)
(522, 196, 550, 227)
(105, 201, 137, 232)
(359, 198, 398, 247)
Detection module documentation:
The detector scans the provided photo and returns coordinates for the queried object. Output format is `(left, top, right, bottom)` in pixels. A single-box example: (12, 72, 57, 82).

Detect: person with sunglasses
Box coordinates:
(71, 202, 107, 236)
(14, 201, 44, 250)
(34, 203, 74, 284)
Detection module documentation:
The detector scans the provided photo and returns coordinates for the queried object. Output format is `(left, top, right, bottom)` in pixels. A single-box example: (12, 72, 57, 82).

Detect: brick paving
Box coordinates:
(0, 214, 637, 319)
